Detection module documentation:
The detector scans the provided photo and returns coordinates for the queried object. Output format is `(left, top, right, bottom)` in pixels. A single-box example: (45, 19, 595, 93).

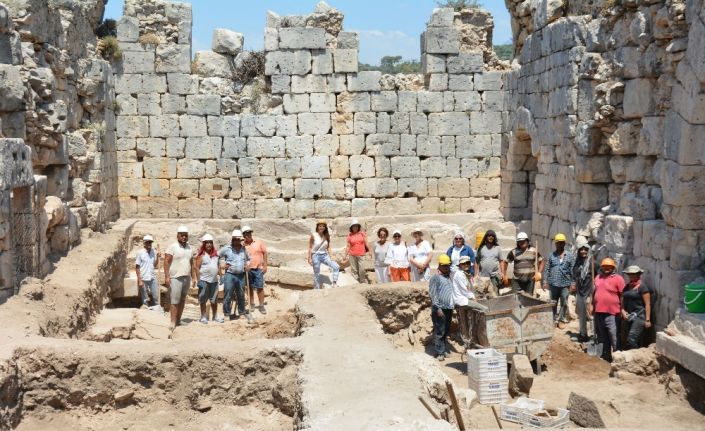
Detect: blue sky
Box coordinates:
(105, 0, 513, 64)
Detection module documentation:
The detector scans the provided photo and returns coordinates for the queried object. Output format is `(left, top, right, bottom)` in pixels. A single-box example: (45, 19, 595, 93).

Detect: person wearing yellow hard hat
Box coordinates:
(589, 256, 625, 362)
(542, 233, 575, 329)
(429, 254, 455, 361)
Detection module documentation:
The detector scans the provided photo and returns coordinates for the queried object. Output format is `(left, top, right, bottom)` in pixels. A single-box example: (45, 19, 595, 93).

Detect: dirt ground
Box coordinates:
(389, 305, 705, 430)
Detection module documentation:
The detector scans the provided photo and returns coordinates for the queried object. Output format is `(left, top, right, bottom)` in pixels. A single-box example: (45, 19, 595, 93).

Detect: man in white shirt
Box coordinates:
(164, 226, 193, 329)
(135, 235, 160, 309)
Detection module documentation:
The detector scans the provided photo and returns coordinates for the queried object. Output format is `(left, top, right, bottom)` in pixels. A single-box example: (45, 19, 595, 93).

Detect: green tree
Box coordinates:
(435, 0, 482, 11)
(380, 55, 402, 74)
(493, 44, 513, 61)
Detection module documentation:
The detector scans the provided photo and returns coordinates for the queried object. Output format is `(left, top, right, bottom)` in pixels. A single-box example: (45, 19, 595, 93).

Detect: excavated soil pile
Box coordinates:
(4, 346, 303, 430)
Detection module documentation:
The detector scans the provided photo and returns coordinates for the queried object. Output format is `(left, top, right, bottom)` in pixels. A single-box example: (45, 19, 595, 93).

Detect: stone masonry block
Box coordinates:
(423, 28, 459, 54)
(295, 179, 322, 199)
(428, 73, 448, 91)
(376, 198, 418, 215)
(213, 199, 255, 218)
(167, 73, 199, 95)
(310, 93, 336, 113)
(337, 32, 359, 49)
(177, 198, 212, 218)
(137, 93, 161, 115)
(349, 155, 375, 178)
(136, 138, 165, 157)
(354, 112, 376, 134)
(357, 178, 397, 198)
(265, 50, 312, 75)
(422, 53, 446, 74)
(301, 156, 330, 178)
(177, 159, 206, 179)
(115, 74, 142, 94)
(312, 49, 333, 74)
(117, 116, 149, 138)
(417, 135, 441, 156)
(240, 115, 277, 137)
(162, 94, 186, 114)
(186, 94, 221, 115)
(315, 200, 351, 218)
(222, 137, 246, 158)
(199, 178, 230, 199)
(337, 92, 370, 112)
(299, 113, 331, 135)
(428, 8, 454, 27)
(286, 135, 314, 157)
(271, 75, 291, 94)
(275, 158, 302, 178)
(417, 92, 444, 113)
(247, 137, 285, 157)
(143, 157, 177, 179)
(292, 74, 327, 93)
(117, 16, 139, 42)
(366, 134, 400, 156)
(391, 156, 421, 178)
(333, 49, 358, 73)
(429, 112, 470, 136)
(474, 71, 503, 91)
(315, 135, 340, 156)
(339, 135, 365, 155)
(121, 51, 154, 74)
(447, 52, 483, 73)
(371, 91, 398, 112)
(179, 115, 207, 137)
(420, 157, 447, 178)
(448, 74, 473, 91)
(283, 94, 310, 114)
(279, 28, 327, 49)
(276, 115, 298, 137)
(438, 178, 469, 197)
(243, 177, 281, 199)
(398, 178, 427, 197)
(150, 115, 179, 138)
(170, 179, 199, 198)
(212, 28, 244, 55)
(185, 137, 222, 159)
(328, 74, 348, 93)
(255, 199, 288, 218)
(348, 71, 382, 92)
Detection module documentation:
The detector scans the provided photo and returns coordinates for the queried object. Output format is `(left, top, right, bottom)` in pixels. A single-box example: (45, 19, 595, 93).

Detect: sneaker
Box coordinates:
(229, 314, 239, 321)
(258, 305, 267, 315)
(332, 283, 338, 289)
(214, 316, 225, 323)
(437, 354, 445, 362)
(199, 316, 208, 324)
(245, 312, 255, 323)
(443, 352, 450, 358)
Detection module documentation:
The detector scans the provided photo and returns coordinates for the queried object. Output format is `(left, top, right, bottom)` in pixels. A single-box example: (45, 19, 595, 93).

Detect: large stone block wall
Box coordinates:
(114, 1, 506, 219)
(0, 0, 119, 302)
(502, 0, 705, 328)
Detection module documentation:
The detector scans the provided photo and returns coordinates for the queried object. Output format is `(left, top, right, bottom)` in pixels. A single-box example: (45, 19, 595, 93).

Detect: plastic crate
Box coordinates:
(522, 408, 570, 428)
(468, 376, 509, 405)
(467, 348, 507, 381)
(500, 397, 545, 424)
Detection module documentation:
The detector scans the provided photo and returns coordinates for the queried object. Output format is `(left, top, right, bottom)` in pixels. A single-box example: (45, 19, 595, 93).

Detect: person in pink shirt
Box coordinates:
(345, 220, 369, 284)
(589, 257, 625, 362)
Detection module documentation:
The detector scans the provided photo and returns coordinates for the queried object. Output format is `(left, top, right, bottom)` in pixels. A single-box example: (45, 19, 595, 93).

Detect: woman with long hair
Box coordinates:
(373, 227, 391, 283)
(192, 234, 223, 324)
(307, 220, 340, 289)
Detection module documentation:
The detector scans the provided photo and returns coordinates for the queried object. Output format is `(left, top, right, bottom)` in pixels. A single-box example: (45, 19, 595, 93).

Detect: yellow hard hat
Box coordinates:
(554, 233, 567, 242)
(438, 254, 452, 265)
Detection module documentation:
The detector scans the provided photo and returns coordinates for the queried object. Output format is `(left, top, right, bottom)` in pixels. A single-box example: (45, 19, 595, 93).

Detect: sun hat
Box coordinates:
(201, 234, 214, 242)
(516, 232, 529, 241)
(143, 235, 154, 242)
(242, 226, 253, 233)
(623, 265, 644, 274)
(459, 256, 472, 264)
(231, 229, 243, 238)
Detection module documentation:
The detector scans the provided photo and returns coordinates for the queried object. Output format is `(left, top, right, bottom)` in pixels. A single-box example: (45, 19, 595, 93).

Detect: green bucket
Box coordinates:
(684, 284, 705, 313)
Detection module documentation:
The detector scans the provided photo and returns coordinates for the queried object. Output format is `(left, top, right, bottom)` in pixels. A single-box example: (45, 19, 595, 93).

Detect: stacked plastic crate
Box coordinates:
(467, 348, 509, 405)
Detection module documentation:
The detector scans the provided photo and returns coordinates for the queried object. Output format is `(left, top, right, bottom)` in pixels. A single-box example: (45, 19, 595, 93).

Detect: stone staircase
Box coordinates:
(113, 213, 517, 300)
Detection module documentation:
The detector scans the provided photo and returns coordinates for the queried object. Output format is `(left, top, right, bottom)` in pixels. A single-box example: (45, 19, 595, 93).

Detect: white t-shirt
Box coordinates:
(408, 240, 432, 282)
(311, 232, 329, 255)
(385, 242, 409, 268)
(450, 247, 463, 267)
(374, 241, 390, 267)
(198, 253, 218, 283)
(135, 249, 156, 281)
(452, 270, 475, 306)
(166, 242, 193, 278)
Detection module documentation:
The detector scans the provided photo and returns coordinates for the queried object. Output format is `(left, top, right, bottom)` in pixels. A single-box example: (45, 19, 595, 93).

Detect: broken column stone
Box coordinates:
(508, 354, 534, 397)
(567, 392, 606, 429)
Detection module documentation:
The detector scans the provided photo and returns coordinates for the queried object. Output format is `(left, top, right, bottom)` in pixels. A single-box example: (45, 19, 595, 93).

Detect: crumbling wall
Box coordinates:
(114, 1, 505, 219)
(502, 0, 705, 327)
(0, 0, 119, 303)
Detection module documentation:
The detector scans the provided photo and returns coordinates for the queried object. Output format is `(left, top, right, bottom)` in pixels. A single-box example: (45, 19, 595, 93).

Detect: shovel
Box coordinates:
(586, 317, 603, 357)
(586, 255, 603, 357)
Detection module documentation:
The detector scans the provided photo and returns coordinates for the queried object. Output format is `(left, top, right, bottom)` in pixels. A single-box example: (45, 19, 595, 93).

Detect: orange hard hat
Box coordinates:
(600, 257, 617, 268)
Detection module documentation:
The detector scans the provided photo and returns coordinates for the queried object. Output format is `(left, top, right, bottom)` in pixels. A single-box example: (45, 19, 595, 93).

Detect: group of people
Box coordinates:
(520, 233, 653, 362)
(134, 225, 269, 329)
(136, 221, 653, 363)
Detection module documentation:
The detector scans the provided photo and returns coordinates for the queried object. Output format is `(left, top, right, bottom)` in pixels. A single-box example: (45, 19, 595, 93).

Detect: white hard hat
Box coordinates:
(143, 235, 154, 242)
(177, 226, 189, 233)
(516, 232, 529, 241)
(231, 229, 243, 238)
(412, 227, 423, 234)
(575, 236, 589, 249)
(242, 225, 253, 233)
(392, 230, 402, 236)
(201, 234, 214, 242)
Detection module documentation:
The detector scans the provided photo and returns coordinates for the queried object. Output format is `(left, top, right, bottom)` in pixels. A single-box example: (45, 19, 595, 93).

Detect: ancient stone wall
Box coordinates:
(0, 0, 119, 302)
(114, 1, 505, 219)
(502, 0, 705, 328)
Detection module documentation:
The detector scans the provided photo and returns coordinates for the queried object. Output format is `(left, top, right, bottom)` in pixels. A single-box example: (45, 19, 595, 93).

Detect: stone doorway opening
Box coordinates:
(500, 127, 537, 224)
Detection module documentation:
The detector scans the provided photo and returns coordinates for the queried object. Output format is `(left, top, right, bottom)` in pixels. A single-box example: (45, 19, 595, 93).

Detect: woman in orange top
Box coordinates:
(345, 220, 369, 284)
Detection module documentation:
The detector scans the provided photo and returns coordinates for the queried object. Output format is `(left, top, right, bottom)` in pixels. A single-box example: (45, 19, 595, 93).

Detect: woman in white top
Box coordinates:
(307, 220, 339, 289)
(373, 227, 391, 284)
(192, 234, 224, 324)
(385, 230, 410, 282)
(408, 228, 433, 282)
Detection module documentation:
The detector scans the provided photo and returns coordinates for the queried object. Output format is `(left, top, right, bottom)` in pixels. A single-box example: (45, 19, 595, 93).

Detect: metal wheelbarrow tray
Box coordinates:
(467, 293, 554, 361)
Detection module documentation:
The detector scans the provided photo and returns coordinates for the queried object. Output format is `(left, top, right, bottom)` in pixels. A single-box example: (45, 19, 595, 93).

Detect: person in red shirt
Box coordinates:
(345, 220, 369, 284)
(242, 226, 268, 315)
(589, 257, 625, 362)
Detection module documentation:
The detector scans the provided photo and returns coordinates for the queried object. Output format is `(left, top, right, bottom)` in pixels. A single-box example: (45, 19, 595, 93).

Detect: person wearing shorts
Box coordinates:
(135, 235, 160, 309)
(243, 225, 268, 315)
(193, 234, 223, 324)
(164, 226, 193, 329)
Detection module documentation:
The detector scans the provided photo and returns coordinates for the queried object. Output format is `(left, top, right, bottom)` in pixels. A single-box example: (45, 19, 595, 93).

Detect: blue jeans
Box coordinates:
(223, 272, 246, 316)
(432, 305, 453, 355)
(312, 253, 339, 289)
(140, 279, 159, 305)
(550, 284, 570, 323)
(197, 280, 218, 304)
(624, 310, 646, 350)
(248, 268, 265, 289)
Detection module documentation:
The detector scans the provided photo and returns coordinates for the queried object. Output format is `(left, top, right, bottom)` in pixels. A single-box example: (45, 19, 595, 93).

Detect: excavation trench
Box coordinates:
(3, 346, 304, 430)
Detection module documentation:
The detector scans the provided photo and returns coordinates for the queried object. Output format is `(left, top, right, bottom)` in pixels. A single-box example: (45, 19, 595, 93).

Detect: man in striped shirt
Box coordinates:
(429, 254, 455, 361)
(542, 233, 575, 328)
